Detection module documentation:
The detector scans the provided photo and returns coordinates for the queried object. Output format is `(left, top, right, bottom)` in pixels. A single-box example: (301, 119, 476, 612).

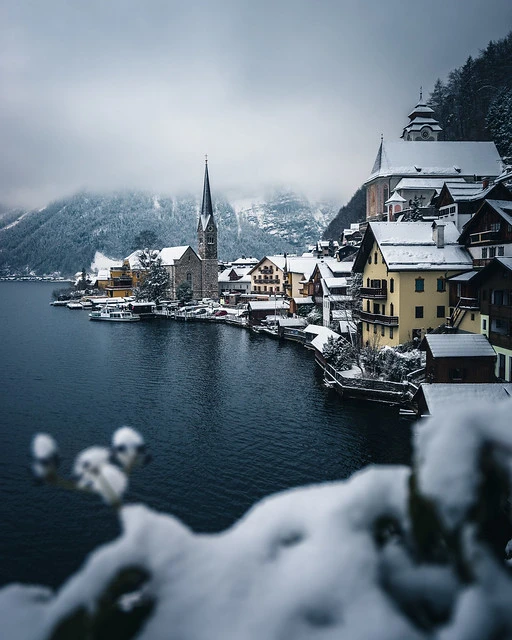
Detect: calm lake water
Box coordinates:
(0, 282, 412, 588)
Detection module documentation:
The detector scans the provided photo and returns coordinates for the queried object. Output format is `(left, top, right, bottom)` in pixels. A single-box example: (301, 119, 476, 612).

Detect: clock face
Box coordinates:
(207, 225, 213, 232)
(421, 128, 430, 139)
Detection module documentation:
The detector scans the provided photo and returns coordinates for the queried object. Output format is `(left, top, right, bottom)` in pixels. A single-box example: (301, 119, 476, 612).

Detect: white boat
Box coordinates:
(89, 306, 140, 322)
(67, 301, 83, 309)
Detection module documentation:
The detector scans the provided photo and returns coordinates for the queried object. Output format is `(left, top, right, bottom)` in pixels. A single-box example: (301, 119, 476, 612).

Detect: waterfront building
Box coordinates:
(353, 221, 473, 347)
(159, 246, 203, 300)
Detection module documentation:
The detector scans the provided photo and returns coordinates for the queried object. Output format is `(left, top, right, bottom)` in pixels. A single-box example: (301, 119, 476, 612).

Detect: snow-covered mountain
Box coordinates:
(0, 190, 338, 277)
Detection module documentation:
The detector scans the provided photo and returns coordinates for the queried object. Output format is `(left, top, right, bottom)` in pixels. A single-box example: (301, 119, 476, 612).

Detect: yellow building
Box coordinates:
(353, 222, 473, 346)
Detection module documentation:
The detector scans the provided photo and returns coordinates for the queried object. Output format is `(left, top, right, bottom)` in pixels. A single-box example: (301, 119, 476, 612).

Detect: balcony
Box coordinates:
(469, 230, 499, 245)
(361, 286, 387, 299)
(259, 268, 274, 274)
(253, 278, 280, 284)
(359, 310, 399, 326)
(459, 297, 479, 310)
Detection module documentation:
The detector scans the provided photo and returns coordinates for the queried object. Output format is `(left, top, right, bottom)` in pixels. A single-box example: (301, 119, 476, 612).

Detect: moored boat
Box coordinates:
(89, 306, 140, 322)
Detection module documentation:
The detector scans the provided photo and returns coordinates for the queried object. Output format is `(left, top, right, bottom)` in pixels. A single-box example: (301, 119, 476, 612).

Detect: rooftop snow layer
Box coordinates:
(422, 334, 496, 358)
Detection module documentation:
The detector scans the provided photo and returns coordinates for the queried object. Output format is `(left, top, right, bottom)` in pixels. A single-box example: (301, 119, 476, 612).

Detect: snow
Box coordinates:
(422, 334, 496, 358)
(73, 447, 128, 505)
(152, 196, 161, 210)
(89, 251, 119, 273)
(368, 141, 502, 181)
(111, 427, 146, 471)
(31, 434, 58, 479)
(6, 400, 512, 637)
(158, 246, 191, 266)
(416, 383, 512, 417)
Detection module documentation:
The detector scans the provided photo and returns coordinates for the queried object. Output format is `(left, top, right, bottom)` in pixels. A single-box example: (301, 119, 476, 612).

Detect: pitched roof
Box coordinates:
(159, 246, 192, 265)
(198, 161, 215, 230)
(416, 383, 512, 415)
(367, 141, 502, 183)
(354, 221, 473, 272)
(421, 334, 496, 358)
(459, 200, 512, 243)
(394, 177, 465, 191)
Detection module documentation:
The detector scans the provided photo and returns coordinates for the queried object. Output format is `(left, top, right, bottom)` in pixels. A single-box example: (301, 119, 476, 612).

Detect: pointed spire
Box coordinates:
(419, 86, 423, 101)
(200, 156, 214, 228)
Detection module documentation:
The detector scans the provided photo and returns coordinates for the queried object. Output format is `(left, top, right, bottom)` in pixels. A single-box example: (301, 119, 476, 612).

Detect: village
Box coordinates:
(57, 95, 512, 419)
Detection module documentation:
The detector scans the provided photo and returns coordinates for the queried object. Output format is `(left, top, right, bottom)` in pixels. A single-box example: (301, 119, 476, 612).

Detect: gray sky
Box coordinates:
(1, 0, 511, 209)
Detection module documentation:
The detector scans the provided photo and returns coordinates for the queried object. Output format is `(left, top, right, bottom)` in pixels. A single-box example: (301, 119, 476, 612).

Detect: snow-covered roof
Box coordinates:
(248, 300, 289, 312)
(277, 318, 307, 328)
(218, 267, 252, 283)
(448, 270, 478, 283)
(310, 327, 341, 353)
(124, 250, 145, 270)
(417, 383, 512, 415)
(323, 277, 349, 289)
(395, 178, 465, 191)
(484, 200, 512, 226)
(304, 324, 333, 336)
(158, 246, 191, 265)
(231, 257, 259, 266)
(367, 141, 502, 182)
(292, 296, 314, 304)
(367, 222, 473, 271)
(421, 334, 496, 359)
(439, 181, 496, 202)
(95, 268, 110, 281)
(385, 192, 406, 205)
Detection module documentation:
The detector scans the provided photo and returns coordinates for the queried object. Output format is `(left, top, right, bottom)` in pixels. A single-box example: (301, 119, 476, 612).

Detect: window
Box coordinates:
(381, 325, 385, 336)
(415, 278, 424, 292)
(471, 313, 475, 321)
(390, 278, 394, 293)
(374, 252, 378, 264)
(368, 255, 372, 265)
(389, 327, 394, 339)
(390, 303, 394, 316)
(437, 278, 445, 292)
(493, 290, 504, 305)
(367, 300, 370, 312)
(437, 306, 445, 318)
(415, 306, 424, 318)
(367, 323, 370, 331)
(374, 324, 377, 334)
(491, 222, 501, 232)
(373, 303, 380, 314)
(186, 272, 192, 284)
(498, 246, 505, 256)
(482, 318, 487, 331)
(366, 278, 370, 287)
(482, 248, 488, 259)
(489, 247, 496, 258)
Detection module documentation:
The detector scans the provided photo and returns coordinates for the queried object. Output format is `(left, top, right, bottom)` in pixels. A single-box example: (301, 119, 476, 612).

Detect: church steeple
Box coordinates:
(197, 156, 217, 262)
(199, 155, 214, 231)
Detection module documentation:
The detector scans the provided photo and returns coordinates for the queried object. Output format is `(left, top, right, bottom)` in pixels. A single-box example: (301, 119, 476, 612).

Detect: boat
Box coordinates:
(89, 306, 141, 322)
(67, 301, 83, 309)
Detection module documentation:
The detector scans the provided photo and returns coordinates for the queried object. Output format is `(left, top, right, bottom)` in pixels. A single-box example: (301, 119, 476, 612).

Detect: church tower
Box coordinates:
(401, 89, 442, 141)
(197, 158, 218, 299)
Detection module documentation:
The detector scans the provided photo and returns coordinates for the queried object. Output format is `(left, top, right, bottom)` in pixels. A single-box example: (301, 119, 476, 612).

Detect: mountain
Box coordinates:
(322, 187, 366, 241)
(0, 190, 337, 276)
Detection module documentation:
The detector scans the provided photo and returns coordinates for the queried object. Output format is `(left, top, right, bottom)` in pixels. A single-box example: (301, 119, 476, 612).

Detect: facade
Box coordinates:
(472, 257, 512, 381)
(218, 266, 252, 298)
(458, 199, 512, 268)
(197, 160, 219, 299)
(103, 263, 134, 297)
(159, 246, 203, 300)
(248, 257, 285, 295)
(353, 222, 473, 347)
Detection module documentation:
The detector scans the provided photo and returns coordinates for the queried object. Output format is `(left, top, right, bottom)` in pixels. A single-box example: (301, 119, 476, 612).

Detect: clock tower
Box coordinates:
(401, 89, 442, 141)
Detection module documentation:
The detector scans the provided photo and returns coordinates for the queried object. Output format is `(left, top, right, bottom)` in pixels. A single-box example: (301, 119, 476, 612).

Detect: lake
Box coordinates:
(0, 282, 411, 588)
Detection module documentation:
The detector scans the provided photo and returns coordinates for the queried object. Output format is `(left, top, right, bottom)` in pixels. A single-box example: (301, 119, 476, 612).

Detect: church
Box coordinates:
(364, 94, 503, 221)
(157, 160, 219, 300)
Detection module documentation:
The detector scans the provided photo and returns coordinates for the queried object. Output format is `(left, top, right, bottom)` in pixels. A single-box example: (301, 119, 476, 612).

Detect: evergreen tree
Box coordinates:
(486, 87, 512, 162)
(134, 250, 170, 303)
(176, 282, 193, 304)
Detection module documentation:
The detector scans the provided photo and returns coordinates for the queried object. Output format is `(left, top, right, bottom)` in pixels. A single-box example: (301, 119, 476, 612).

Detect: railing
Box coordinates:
(359, 311, 399, 326)
(259, 268, 274, 274)
(446, 297, 479, 328)
(360, 286, 387, 299)
(253, 278, 280, 284)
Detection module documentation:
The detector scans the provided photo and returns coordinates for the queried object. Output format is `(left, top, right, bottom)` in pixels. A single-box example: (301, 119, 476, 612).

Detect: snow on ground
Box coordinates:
(3, 399, 512, 639)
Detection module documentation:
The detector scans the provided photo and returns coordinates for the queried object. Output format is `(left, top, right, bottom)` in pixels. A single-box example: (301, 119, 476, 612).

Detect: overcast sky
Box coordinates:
(1, 0, 511, 209)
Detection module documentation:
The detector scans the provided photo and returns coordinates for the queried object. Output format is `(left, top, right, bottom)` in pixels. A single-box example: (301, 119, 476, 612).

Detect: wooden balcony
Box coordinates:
(253, 278, 280, 284)
(469, 230, 499, 245)
(361, 286, 387, 299)
(359, 310, 399, 326)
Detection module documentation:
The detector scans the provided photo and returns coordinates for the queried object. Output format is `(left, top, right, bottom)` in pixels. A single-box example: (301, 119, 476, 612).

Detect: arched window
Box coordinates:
(390, 278, 394, 293)
(390, 303, 394, 316)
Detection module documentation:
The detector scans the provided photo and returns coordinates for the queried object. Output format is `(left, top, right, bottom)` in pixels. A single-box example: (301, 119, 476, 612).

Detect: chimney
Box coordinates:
(432, 222, 445, 248)
(482, 177, 489, 190)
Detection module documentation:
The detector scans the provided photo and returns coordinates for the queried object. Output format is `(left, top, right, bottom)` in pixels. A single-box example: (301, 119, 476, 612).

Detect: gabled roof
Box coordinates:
(159, 246, 193, 265)
(436, 181, 511, 206)
(366, 141, 502, 183)
(353, 222, 473, 272)
(395, 177, 465, 191)
(459, 199, 512, 243)
(248, 300, 289, 312)
(471, 257, 512, 286)
(420, 334, 496, 359)
(124, 249, 146, 270)
(415, 383, 512, 416)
